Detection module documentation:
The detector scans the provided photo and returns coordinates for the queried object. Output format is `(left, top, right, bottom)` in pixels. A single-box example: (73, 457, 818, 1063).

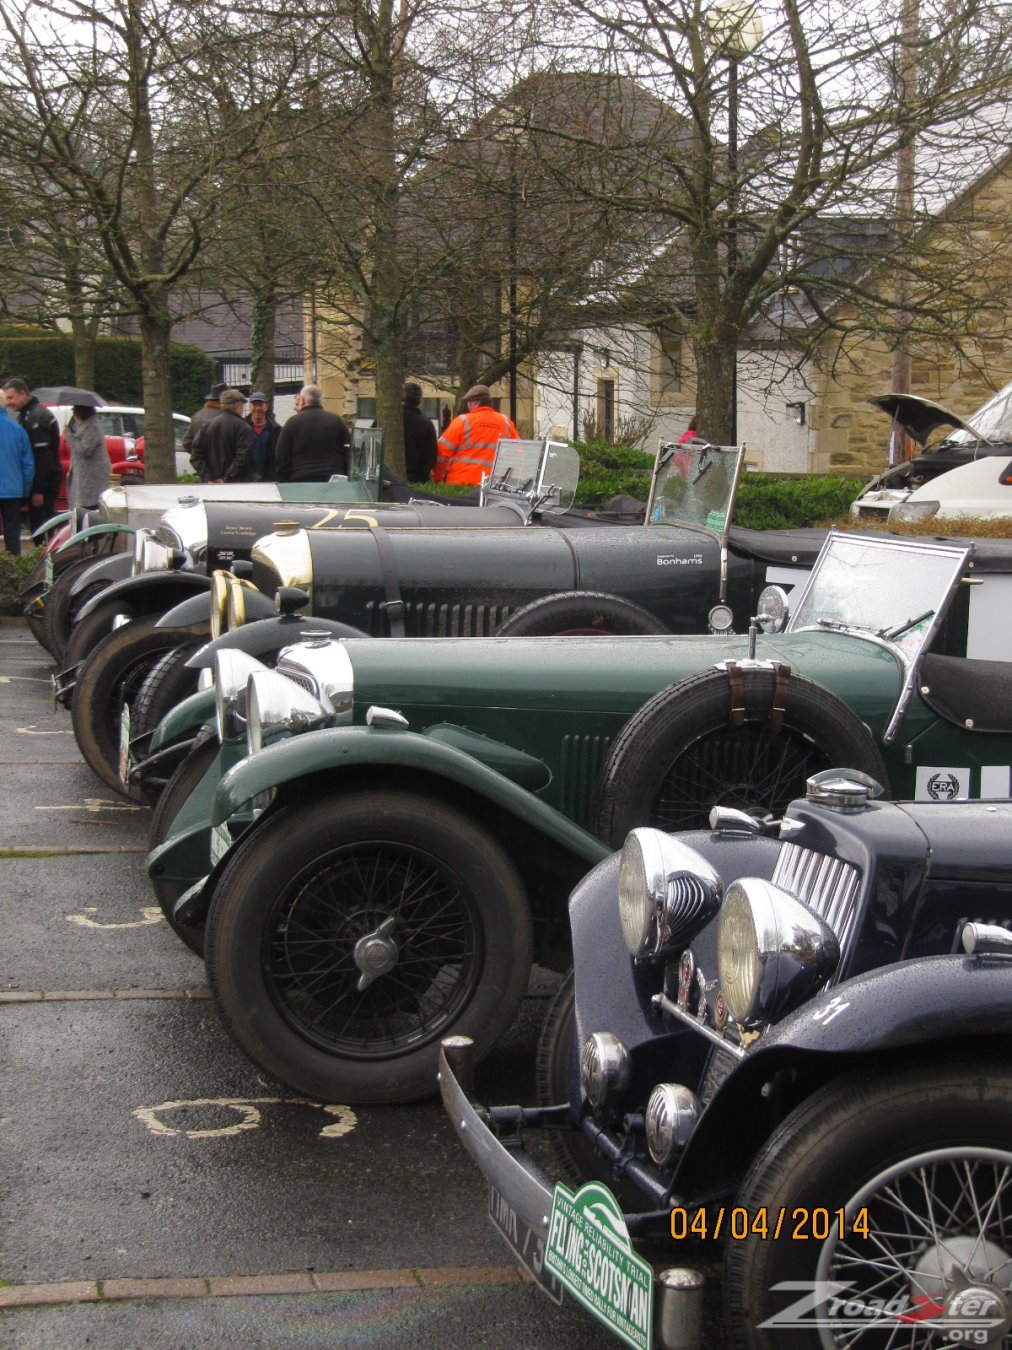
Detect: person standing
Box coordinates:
(402, 382, 437, 483)
(245, 392, 280, 481)
(274, 384, 350, 482)
(189, 389, 255, 483)
(678, 416, 698, 444)
(183, 382, 227, 467)
(66, 404, 111, 509)
(2, 378, 61, 530)
(0, 413, 35, 555)
(432, 384, 517, 485)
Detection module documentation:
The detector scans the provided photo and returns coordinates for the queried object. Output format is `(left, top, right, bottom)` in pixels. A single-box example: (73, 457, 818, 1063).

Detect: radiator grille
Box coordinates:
(772, 842, 862, 973)
(364, 600, 512, 637)
(558, 735, 612, 828)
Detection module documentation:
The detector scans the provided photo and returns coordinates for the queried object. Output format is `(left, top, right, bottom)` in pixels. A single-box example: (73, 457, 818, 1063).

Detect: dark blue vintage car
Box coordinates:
(441, 779, 1012, 1350)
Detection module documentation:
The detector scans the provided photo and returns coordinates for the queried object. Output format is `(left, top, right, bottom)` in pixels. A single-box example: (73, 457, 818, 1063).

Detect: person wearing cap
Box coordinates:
(189, 389, 255, 483)
(274, 384, 350, 482)
(432, 384, 517, 485)
(402, 382, 437, 483)
(245, 392, 280, 481)
(182, 381, 227, 462)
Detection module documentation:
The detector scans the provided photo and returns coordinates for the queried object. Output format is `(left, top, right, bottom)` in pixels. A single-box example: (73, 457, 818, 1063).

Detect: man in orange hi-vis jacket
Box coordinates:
(432, 384, 518, 485)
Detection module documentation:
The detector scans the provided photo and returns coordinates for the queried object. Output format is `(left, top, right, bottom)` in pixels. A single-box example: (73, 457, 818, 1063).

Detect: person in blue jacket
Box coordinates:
(0, 414, 35, 555)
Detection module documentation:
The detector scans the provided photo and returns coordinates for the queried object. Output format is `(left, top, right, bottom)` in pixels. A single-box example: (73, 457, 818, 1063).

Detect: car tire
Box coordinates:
(494, 591, 671, 637)
(205, 790, 533, 1104)
(61, 598, 139, 676)
(724, 1059, 1012, 1350)
(593, 666, 890, 844)
(131, 644, 201, 741)
(71, 616, 189, 797)
(148, 738, 220, 957)
(42, 557, 115, 661)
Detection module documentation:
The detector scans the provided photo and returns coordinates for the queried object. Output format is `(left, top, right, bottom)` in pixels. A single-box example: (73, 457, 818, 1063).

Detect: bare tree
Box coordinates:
(514, 0, 1012, 442)
(0, 0, 332, 478)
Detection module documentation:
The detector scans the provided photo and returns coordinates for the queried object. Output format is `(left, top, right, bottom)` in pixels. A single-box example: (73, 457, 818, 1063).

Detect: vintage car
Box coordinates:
(61, 438, 658, 792)
(145, 530, 1012, 1106)
(851, 381, 1012, 520)
(20, 426, 390, 658)
(440, 780, 1012, 1350)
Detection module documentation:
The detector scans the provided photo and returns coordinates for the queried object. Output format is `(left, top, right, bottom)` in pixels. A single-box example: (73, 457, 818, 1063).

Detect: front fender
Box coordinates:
(212, 725, 610, 866)
(69, 552, 134, 599)
(76, 569, 209, 620)
(155, 589, 278, 633)
(674, 954, 1012, 1192)
(57, 522, 137, 556)
(186, 614, 368, 668)
(150, 687, 217, 752)
(760, 953, 1012, 1057)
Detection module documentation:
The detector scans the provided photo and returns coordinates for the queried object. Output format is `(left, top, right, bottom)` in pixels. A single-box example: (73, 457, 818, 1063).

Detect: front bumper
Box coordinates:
(438, 1039, 706, 1350)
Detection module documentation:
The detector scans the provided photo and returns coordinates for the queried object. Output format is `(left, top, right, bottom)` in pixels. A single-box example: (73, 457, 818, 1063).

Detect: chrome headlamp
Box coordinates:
(250, 524, 313, 599)
(274, 638, 354, 722)
(717, 878, 840, 1028)
(160, 500, 208, 557)
(227, 576, 249, 632)
(580, 1033, 631, 1108)
(644, 1084, 700, 1166)
(131, 527, 156, 575)
(210, 570, 230, 639)
(618, 829, 723, 958)
(213, 649, 270, 743)
(245, 668, 331, 755)
(139, 534, 181, 575)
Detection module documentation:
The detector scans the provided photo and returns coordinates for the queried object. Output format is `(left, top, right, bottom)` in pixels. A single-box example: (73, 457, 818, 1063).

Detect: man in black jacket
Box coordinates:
(402, 382, 437, 482)
(3, 379, 61, 530)
(245, 392, 280, 480)
(274, 384, 350, 482)
(190, 389, 255, 482)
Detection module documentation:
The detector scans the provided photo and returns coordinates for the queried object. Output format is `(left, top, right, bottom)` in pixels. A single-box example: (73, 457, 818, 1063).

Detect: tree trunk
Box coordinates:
(250, 287, 277, 402)
(139, 309, 176, 482)
(70, 317, 96, 391)
(692, 335, 737, 446)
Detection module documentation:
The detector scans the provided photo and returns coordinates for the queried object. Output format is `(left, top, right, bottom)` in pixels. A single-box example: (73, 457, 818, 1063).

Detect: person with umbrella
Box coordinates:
(66, 401, 111, 510)
(3, 378, 61, 530)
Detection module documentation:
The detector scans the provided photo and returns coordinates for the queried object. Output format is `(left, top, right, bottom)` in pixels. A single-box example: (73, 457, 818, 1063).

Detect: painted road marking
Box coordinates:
(37, 798, 144, 812)
(17, 726, 76, 735)
(133, 1097, 358, 1140)
(66, 906, 164, 929)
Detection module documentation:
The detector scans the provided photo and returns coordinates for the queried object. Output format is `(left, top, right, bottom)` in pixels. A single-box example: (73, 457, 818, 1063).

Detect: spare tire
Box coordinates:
(494, 590, 670, 637)
(593, 665, 890, 845)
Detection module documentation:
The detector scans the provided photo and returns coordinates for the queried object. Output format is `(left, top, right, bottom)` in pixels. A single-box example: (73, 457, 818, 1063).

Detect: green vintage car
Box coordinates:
(147, 530, 1012, 1104)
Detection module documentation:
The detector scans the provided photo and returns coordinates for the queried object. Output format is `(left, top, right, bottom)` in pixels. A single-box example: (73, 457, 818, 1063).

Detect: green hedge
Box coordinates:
(0, 326, 213, 412)
(735, 474, 865, 530)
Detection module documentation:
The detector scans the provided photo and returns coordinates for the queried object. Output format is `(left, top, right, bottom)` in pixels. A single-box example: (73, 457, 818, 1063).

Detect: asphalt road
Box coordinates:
(0, 618, 726, 1350)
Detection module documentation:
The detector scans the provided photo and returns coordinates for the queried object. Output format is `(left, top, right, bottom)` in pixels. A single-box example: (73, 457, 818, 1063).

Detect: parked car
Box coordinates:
(146, 529, 1012, 1105)
(440, 779, 1012, 1350)
(60, 438, 653, 791)
(851, 381, 1012, 520)
(890, 452, 1012, 523)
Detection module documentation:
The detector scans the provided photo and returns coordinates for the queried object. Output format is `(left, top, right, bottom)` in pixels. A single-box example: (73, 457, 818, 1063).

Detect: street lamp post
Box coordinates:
(704, 0, 763, 444)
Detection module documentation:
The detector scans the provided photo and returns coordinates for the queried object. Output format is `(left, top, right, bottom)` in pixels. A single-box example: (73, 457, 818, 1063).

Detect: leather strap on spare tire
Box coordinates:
(592, 665, 890, 845)
(368, 524, 406, 637)
(724, 660, 791, 733)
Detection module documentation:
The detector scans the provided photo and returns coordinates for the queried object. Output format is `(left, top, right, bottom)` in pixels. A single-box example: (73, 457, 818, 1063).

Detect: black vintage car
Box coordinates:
(441, 777, 1012, 1350)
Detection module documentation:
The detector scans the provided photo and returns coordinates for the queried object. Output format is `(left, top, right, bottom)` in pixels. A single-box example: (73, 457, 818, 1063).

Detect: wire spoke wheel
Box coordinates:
(814, 1147, 1012, 1349)
(265, 841, 482, 1056)
(651, 724, 832, 831)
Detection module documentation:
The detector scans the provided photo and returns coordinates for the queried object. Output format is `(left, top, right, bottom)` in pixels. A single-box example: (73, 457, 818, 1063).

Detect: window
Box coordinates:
(596, 378, 615, 442)
(656, 327, 682, 401)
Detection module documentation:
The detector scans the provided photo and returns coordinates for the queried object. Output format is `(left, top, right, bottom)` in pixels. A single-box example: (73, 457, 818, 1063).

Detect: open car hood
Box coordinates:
(868, 393, 983, 445)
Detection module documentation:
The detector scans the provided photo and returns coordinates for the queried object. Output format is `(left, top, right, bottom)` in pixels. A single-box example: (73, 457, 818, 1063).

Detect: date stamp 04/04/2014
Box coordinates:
(670, 1206, 871, 1243)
